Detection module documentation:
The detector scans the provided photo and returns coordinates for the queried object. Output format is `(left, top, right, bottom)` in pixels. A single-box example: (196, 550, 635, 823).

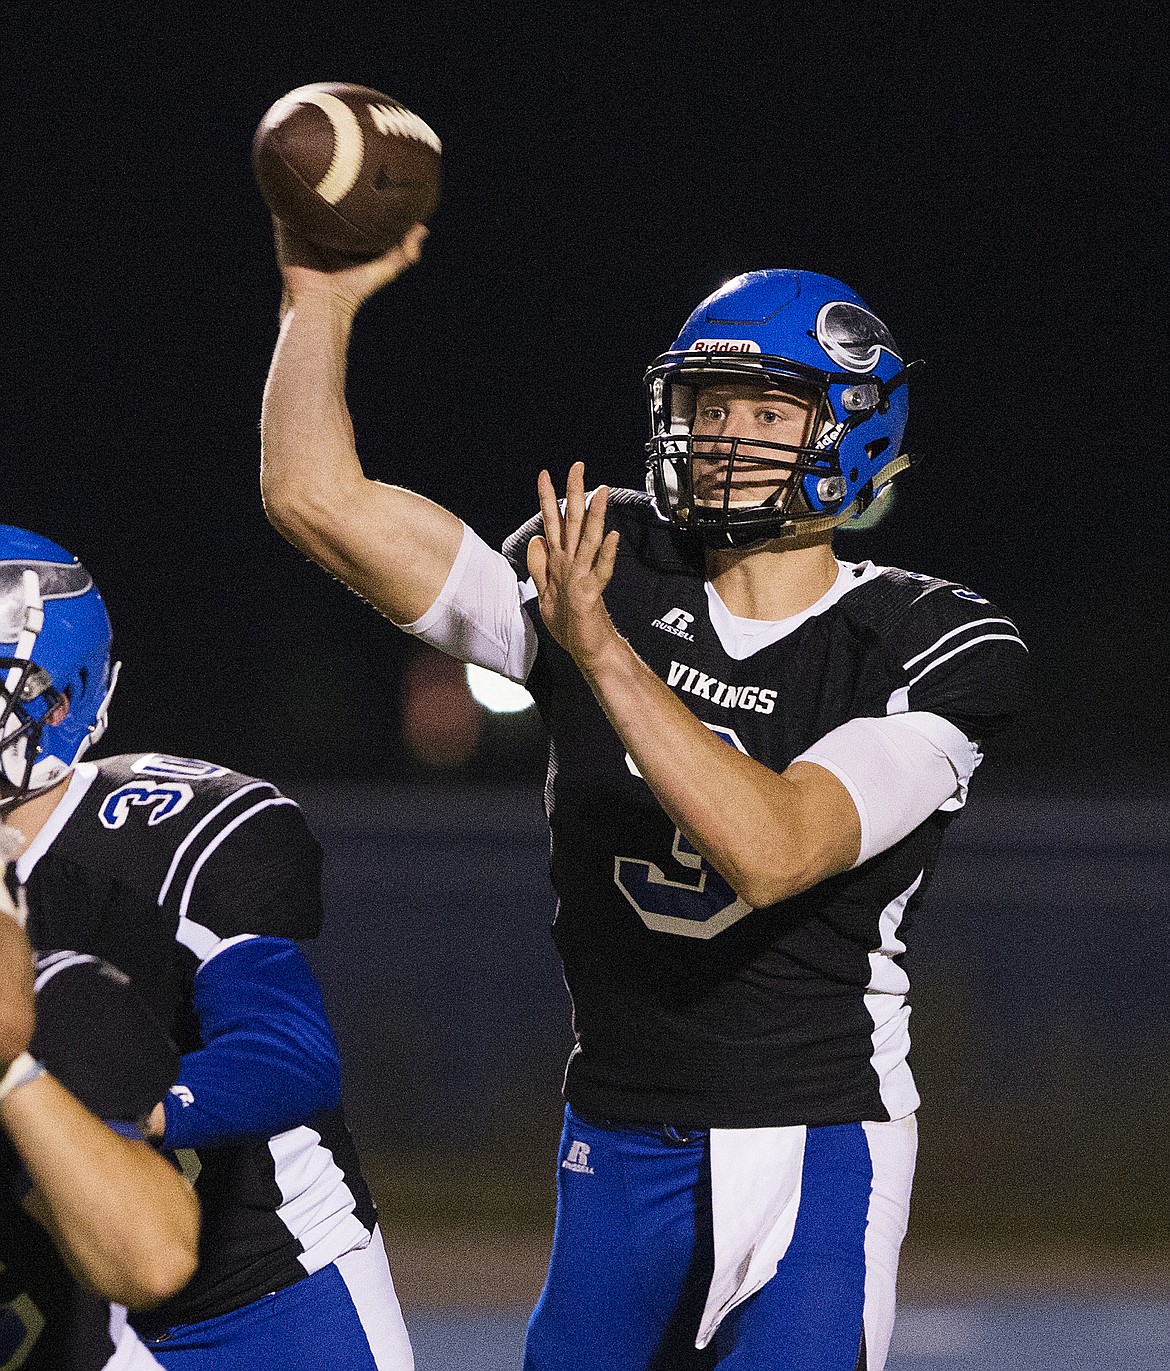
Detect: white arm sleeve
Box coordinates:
(394, 522, 539, 683)
(793, 712, 982, 867)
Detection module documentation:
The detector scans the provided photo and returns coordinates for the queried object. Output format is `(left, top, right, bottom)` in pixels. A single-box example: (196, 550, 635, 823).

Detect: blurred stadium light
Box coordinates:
(466, 664, 535, 714)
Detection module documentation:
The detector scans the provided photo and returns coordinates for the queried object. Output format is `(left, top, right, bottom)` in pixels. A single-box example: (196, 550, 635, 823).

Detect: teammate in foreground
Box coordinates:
(1, 840, 199, 1369)
(0, 526, 414, 1370)
(260, 233, 1029, 1370)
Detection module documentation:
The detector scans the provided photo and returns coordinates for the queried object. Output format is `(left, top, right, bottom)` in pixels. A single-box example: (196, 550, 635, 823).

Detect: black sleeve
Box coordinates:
(501, 509, 544, 577)
(499, 491, 666, 576)
(182, 799, 324, 942)
(30, 954, 180, 1123)
(888, 582, 1030, 742)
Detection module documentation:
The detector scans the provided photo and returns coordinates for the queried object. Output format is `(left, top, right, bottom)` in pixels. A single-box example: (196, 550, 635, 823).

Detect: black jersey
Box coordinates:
(504, 490, 1029, 1129)
(0, 950, 179, 1371)
(17, 754, 378, 1329)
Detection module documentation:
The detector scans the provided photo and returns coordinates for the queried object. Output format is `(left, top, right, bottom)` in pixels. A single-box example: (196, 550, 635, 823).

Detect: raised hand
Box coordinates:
(526, 461, 621, 670)
(273, 218, 429, 318)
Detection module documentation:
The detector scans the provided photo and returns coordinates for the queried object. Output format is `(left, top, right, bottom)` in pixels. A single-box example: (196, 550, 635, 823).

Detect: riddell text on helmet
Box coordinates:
(688, 339, 762, 353)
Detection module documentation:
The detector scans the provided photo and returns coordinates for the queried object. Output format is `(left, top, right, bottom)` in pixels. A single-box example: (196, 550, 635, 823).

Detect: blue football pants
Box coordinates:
(141, 1229, 413, 1371)
(525, 1106, 916, 1371)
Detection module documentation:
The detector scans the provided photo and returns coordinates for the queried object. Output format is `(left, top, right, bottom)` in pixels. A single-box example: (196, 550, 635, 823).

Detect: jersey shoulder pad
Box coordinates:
(844, 568, 1030, 741)
(31, 951, 180, 1120)
(61, 756, 322, 942)
(172, 792, 324, 945)
(61, 753, 284, 885)
(501, 488, 701, 578)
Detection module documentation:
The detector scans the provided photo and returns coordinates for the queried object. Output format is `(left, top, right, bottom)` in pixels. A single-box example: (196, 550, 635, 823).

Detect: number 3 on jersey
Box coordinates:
(0, 1270, 44, 1370)
(614, 724, 753, 939)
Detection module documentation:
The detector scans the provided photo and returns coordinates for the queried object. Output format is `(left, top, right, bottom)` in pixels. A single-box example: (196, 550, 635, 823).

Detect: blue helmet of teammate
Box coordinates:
(644, 270, 919, 547)
(0, 526, 119, 809)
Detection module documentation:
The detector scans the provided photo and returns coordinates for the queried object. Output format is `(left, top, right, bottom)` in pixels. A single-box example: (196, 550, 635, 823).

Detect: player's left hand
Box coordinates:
(528, 462, 621, 670)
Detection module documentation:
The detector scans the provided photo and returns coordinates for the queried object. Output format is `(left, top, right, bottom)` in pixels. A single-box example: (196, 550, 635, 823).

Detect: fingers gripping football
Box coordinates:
(528, 463, 620, 667)
(274, 218, 428, 316)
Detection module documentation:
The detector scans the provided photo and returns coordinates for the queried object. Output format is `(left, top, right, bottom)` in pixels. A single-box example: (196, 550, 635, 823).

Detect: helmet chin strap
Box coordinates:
(786, 452, 913, 538)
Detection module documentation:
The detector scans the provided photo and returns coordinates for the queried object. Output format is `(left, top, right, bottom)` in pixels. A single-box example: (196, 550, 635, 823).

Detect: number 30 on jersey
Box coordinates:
(614, 725, 753, 939)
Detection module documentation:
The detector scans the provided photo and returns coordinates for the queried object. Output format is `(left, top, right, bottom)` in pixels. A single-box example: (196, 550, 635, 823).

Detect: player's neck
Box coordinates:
(705, 537, 839, 622)
(2, 776, 73, 853)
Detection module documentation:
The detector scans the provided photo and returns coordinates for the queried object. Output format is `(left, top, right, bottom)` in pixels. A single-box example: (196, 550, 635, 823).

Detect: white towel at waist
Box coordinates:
(696, 1124, 808, 1350)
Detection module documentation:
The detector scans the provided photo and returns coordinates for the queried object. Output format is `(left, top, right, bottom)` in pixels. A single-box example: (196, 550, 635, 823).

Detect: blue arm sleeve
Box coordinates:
(162, 936, 342, 1149)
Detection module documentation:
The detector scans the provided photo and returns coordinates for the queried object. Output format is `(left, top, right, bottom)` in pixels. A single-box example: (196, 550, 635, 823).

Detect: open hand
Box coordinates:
(527, 462, 620, 669)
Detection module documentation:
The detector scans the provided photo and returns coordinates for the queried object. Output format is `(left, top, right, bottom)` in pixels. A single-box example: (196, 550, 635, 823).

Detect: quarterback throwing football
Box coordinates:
(261, 227, 1028, 1370)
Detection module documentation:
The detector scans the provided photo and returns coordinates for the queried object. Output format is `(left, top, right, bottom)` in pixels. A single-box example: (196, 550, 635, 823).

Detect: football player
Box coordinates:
(0, 527, 415, 1370)
(1, 847, 199, 1369)
(259, 233, 1029, 1370)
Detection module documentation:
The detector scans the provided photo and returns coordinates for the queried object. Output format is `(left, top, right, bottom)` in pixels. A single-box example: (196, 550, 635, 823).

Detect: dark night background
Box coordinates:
(5, 3, 1165, 785)
(5, 0, 1168, 1320)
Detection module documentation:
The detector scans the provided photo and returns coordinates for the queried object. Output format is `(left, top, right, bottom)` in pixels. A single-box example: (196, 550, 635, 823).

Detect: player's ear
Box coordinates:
(46, 699, 70, 727)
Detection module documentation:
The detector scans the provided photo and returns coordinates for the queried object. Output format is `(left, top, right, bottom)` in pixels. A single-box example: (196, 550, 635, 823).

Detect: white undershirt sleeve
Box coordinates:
(394, 522, 539, 683)
(793, 712, 982, 867)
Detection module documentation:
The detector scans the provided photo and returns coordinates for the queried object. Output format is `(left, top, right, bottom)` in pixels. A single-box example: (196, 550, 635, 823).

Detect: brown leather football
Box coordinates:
(253, 82, 441, 265)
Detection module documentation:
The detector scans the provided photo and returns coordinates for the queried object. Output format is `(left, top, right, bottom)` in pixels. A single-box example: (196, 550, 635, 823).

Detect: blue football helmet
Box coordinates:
(1, 526, 119, 809)
(644, 270, 919, 547)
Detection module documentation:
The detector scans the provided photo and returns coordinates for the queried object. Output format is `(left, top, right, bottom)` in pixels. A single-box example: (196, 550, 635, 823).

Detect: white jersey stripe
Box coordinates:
(198, 931, 259, 968)
(173, 797, 296, 963)
(33, 952, 102, 992)
(905, 633, 1027, 690)
(900, 616, 1018, 670)
(175, 797, 296, 923)
(14, 762, 99, 884)
(156, 781, 277, 905)
(860, 1116, 918, 1371)
(174, 921, 261, 966)
(864, 872, 922, 1120)
(107, 1315, 167, 1369)
(332, 1226, 415, 1370)
(268, 1125, 371, 1275)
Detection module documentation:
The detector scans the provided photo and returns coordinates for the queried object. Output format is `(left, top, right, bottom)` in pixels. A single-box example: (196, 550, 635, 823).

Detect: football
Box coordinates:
(252, 82, 441, 266)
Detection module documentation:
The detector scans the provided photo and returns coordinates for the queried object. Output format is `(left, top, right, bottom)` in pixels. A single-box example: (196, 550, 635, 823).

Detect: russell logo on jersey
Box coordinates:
(652, 607, 696, 641)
